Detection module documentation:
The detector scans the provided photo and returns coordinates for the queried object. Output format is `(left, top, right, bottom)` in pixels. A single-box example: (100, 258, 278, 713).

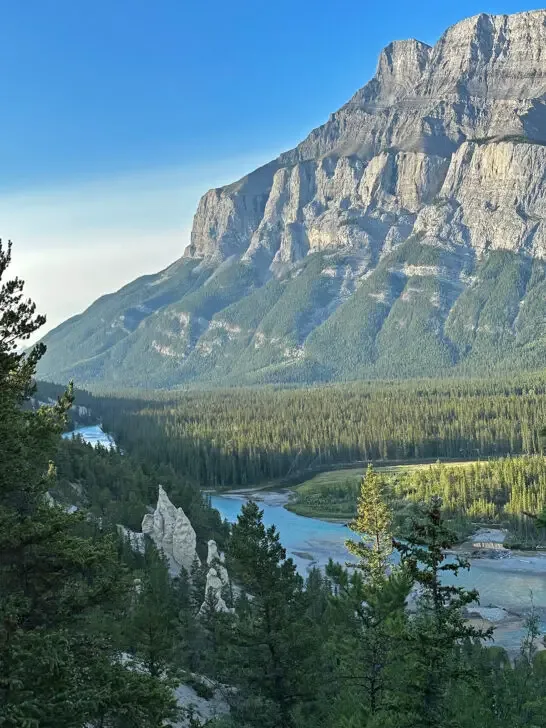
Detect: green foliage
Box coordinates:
(393, 457, 546, 545)
(225, 502, 327, 728)
(393, 497, 491, 728)
(326, 471, 411, 725)
(346, 466, 393, 583)
(0, 239, 177, 727)
(36, 242, 546, 388)
(52, 436, 229, 541)
(84, 376, 546, 490)
(122, 543, 180, 678)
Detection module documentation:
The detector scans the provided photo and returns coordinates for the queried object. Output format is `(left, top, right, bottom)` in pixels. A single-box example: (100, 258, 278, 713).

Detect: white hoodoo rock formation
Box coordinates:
(199, 539, 232, 614)
(119, 491, 232, 614)
(199, 568, 231, 614)
(206, 539, 229, 585)
(141, 485, 200, 574)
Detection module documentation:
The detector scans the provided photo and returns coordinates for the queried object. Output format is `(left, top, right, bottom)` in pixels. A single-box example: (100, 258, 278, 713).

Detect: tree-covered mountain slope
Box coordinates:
(39, 10, 546, 388)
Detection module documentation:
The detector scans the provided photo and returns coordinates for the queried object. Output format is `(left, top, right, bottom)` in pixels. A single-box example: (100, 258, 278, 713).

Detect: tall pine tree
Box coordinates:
(0, 239, 176, 727)
(226, 501, 326, 728)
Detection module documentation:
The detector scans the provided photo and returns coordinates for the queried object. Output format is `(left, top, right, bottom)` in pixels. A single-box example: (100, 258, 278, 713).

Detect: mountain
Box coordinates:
(39, 10, 546, 388)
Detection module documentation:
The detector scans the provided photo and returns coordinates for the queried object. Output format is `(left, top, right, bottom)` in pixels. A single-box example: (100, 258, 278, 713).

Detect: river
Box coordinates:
(64, 425, 546, 650)
(211, 491, 546, 651)
(62, 424, 116, 449)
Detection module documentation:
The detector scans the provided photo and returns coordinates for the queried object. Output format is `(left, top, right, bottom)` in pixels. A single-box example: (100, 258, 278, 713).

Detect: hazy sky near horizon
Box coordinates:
(2, 0, 542, 336)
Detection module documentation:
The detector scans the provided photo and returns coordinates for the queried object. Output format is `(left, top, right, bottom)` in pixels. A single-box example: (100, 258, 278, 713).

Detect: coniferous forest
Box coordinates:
(89, 378, 546, 489)
(5, 233, 546, 728)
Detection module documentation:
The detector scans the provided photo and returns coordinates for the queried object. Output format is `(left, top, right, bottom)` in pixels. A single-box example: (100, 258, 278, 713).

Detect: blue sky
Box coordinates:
(1, 0, 542, 334)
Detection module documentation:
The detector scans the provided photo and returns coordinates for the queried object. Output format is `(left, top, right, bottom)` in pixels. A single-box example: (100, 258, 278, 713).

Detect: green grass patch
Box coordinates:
(288, 460, 480, 520)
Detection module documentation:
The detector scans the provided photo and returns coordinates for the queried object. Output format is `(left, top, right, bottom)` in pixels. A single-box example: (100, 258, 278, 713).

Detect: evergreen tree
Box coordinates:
(539, 425, 546, 454)
(190, 555, 207, 615)
(226, 501, 325, 728)
(393, 496, 491, 728)
(0, 240, 176, 727)
(346, 465, 393, 583)
(123, 541, 179, 678)
(327, 467, 411, 725)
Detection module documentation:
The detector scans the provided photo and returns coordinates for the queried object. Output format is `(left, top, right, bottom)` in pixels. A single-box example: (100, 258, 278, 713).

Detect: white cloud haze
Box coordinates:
(1, 152, 275, 340)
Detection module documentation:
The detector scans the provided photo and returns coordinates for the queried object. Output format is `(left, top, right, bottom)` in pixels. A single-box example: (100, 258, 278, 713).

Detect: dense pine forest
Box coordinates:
(287, 457, 546, 547)
(80, 377, 546, 489)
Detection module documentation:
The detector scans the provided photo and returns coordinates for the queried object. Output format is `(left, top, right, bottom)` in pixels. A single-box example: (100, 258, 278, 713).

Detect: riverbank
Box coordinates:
(284, 460, 479, 520)
(285, 502, 352, 521)
(213, 491, 546, 654)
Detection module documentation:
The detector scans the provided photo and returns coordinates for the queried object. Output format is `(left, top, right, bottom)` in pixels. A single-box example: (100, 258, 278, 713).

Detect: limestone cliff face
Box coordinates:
(186, 163, 278, 261)
(188, 10, 546, 269)
(36, 9, 546, 388)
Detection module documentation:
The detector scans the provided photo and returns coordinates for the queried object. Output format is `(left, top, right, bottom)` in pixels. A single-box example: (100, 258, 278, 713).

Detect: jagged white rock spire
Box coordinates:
(141, 485, 200, 574)
(206, 539, 229, 585)
(199, 539, 232, 615)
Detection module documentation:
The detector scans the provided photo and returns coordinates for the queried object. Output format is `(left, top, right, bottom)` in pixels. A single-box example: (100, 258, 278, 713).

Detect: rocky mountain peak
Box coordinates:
(358, 38, 432, 106)
(185, 9, 546, 270)
(37, 10, 546, 388)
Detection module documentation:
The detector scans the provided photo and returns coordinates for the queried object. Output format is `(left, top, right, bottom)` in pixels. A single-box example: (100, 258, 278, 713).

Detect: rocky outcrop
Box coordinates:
(199, 568, 231, 614)
(206, 539, 229, 584)
(36, 9, 546, 388)
(121, 496, 231, 613)
(142, 485, 200, 574)
(186, 162, 279, 261)
(199, 539, 232, 615)
(189, 10, 546, 269)
(174, 675, 230, 727)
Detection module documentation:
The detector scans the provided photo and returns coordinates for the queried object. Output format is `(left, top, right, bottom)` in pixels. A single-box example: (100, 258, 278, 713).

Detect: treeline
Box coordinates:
(84, 375, 546, 488)
(395, 456, 546, 547)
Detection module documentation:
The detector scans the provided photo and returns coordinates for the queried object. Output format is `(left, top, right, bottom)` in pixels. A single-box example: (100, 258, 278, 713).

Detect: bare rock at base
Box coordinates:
(174, 675, 231, 727)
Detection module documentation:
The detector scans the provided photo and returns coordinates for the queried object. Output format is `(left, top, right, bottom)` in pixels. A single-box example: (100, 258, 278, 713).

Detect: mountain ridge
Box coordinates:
(38, 9, 546, 388)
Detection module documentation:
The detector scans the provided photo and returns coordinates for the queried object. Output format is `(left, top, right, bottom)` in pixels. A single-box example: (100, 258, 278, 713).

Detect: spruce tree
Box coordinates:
(0, 240, 176, 727)
(393, 495, 491, 728)
(327, 467, 411, 724)
(226, 501, 325, 728)
(345, 464, 393, 583)
(123, 542, 179, 678)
